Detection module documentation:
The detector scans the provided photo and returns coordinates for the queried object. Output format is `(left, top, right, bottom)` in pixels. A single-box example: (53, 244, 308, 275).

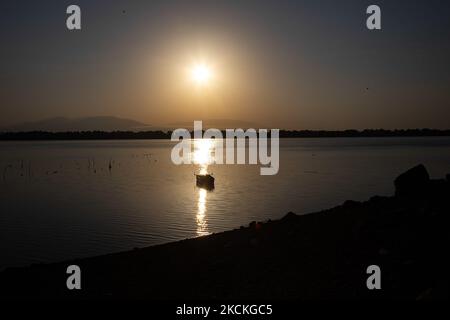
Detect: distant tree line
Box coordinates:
(0, 129, 449, 141)
(0, 131, 170, 140)
(279, 128, 450, 138)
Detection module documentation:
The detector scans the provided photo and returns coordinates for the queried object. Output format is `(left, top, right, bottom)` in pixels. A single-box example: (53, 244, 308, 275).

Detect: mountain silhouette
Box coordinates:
(167, 119, 263, 130)
(2, 116, 150, 132)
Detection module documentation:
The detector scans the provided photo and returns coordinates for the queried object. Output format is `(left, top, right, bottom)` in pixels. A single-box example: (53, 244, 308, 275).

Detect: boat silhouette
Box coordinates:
(195, 173, 215, 190)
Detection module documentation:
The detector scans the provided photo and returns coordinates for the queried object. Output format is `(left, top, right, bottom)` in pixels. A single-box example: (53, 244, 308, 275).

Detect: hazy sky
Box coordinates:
(1, 0, 449, 129)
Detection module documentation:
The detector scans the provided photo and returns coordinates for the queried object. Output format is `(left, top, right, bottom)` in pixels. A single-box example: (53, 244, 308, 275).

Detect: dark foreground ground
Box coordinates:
(0, 165, 448, 300)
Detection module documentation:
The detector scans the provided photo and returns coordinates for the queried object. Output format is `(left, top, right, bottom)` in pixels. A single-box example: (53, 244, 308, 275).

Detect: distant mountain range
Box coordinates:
(1, 116, 151, 132)
(168, 119, 263, 130)
(1, 117, 263, 132)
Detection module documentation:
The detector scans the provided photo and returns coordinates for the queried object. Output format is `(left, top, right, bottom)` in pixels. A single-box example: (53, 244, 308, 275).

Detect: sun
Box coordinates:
(190, 63, 213, 86)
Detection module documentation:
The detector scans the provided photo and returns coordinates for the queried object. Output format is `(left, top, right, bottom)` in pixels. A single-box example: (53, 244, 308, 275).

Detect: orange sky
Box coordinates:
(1, 1, 449, 129)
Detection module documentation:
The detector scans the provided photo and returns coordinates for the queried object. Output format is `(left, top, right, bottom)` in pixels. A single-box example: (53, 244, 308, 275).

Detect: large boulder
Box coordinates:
(427, 179, 449, 200)
(394, 164, 430, 197)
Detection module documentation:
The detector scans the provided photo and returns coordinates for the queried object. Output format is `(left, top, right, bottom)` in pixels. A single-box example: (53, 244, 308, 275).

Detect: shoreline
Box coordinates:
(1, 129, 450, 141)
(0, 165, 448, 300)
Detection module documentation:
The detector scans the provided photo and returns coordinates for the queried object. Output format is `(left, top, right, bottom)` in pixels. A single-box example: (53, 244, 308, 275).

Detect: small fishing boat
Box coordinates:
(195, 173, 215, 190)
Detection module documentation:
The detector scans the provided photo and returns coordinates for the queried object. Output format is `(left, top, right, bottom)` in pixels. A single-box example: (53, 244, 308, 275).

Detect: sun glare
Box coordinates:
(193, 138, 215, 174)
(191, 63, 212, 86)
(193, 139, 214, 166)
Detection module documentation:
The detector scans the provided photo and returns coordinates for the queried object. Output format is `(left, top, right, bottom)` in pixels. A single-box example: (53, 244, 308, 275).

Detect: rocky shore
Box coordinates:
(0, 165, 448, 300)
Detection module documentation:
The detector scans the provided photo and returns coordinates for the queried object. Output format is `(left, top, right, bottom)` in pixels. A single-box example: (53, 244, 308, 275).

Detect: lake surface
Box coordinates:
(1, 137, 449, 269)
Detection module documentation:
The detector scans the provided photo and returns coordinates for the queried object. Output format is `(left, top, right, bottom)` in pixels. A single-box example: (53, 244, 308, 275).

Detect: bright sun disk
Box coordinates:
(191, 63, 212, 85)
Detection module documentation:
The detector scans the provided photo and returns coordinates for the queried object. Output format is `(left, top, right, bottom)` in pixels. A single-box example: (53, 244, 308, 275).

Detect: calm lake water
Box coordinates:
(1, 137, 449, 269)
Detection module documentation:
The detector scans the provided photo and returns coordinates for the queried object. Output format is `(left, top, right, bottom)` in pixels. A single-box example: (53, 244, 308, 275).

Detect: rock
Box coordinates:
(224, 242, 233, 248)
(282, 212, 297, 220)
(250, 238, 259, 246)
(427, 179, 450, 202)
(343, 200, 361, 207)
(249, 221, 262, 230)
(394, 164, 429, 197)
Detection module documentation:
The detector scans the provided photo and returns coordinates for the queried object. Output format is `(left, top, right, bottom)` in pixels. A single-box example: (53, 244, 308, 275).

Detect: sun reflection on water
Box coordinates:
(196, 188, 209, 236)
(193, 139, 215, 236)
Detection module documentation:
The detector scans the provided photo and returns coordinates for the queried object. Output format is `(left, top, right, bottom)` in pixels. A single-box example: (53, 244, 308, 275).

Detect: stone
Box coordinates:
(394, 164, 429, 197)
